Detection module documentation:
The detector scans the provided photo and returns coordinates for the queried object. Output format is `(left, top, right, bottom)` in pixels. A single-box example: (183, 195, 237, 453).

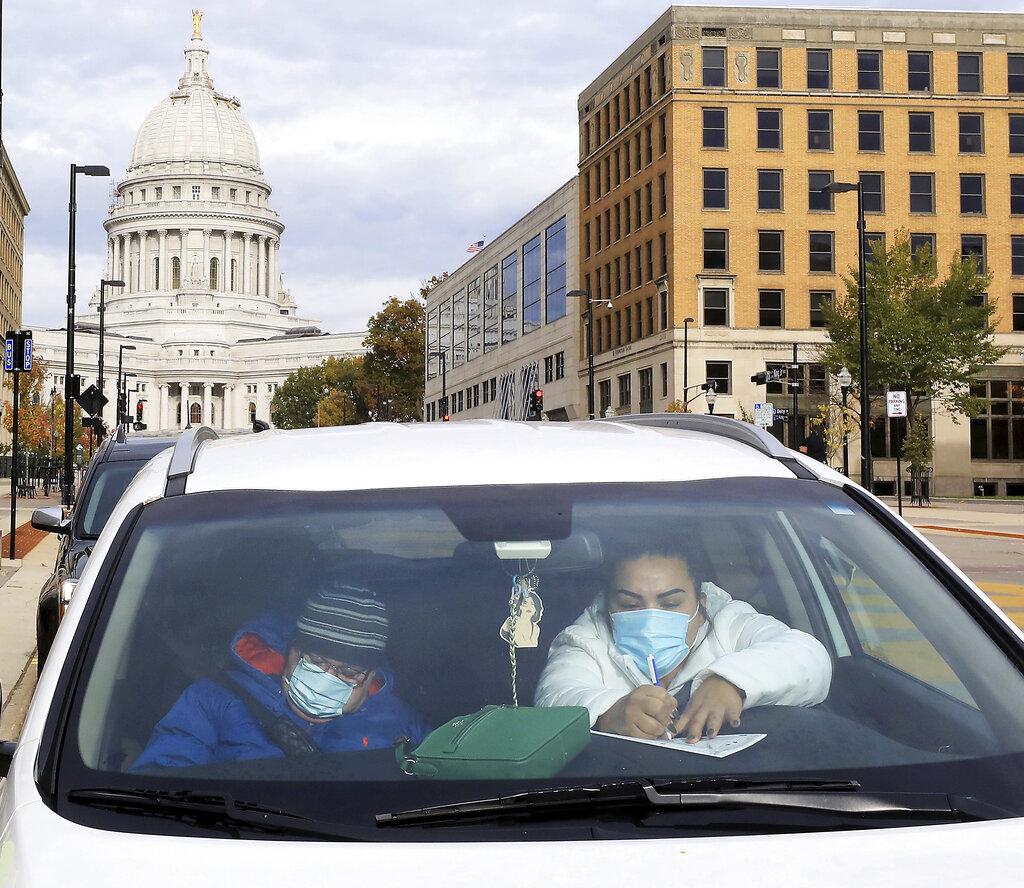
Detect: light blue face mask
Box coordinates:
(285, 657, 356, 719)
(611, 604, 699, 678)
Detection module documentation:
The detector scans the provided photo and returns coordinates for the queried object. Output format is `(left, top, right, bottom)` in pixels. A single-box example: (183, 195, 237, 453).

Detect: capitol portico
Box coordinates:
(33, 13, 365, 432)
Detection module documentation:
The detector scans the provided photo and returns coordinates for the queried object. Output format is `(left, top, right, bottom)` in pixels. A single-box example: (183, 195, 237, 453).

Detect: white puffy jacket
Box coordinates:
(534, 583, 832, 725)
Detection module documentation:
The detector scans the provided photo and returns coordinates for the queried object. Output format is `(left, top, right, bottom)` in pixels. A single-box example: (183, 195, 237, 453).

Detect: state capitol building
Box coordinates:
(33, 16, 364, 431)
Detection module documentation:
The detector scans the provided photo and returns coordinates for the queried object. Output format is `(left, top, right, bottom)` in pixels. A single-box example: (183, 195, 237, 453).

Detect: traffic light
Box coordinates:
(117, 391, 127, 424)
(751, 371, 769, 385)
(136, 400, 144, 422)
(527, 388, 544, 420)
(439, 395, 450, 422)
(69, 374, 82, 400)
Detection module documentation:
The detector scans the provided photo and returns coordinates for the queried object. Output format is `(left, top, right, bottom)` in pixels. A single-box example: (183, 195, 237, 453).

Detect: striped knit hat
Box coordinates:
(293, 583, 389, 669)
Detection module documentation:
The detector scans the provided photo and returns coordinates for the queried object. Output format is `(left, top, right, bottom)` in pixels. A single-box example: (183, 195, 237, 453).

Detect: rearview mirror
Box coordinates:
(31, 506, 70, 536)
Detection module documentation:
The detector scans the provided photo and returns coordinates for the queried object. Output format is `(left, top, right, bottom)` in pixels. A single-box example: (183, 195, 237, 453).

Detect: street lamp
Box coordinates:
(837, 366, 853, 477)
(683, 316, 695, 403)
(428, 350, 448, 420)
(117, 345, 137, 426)
(567, 289, 611, 420)
(705, 384, 717, 415)
(824, 180, 871, 489)
(64, 162, 110, 506)
(98, 279, 125, 426)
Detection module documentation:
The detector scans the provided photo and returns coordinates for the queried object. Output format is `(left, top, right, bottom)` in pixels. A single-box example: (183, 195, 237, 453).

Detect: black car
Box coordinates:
(31, 431, 177, 671)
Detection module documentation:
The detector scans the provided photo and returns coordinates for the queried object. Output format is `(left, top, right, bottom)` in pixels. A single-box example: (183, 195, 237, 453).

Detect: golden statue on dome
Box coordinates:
(192, 9, 203, 39)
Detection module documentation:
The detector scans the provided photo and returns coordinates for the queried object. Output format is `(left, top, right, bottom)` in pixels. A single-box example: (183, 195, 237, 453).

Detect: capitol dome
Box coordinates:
(125, 29, 262, 178)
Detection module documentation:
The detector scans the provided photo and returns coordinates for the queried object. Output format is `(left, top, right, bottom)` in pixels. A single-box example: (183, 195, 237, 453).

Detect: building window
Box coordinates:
(961, 234, 986, 273)
(858, 111, 883, 152)
(910, 233, 936, 264)
(545, 216, 567, 323)
(658, 173, 667, 215)
(659, 290, 667, 329)
(645, 183, 653, 222)
(599, 380, 612, 416)
(211, 186, 220, 200)
(807, 110, 832, 151)
(970, 380, 1024, 461)
(756, 48, 780, 88)
(658, 113, 667, 155)
(960, 174, 985, 215)
(759, 289, 784, 327)
(1011, 115, 1024, 155)
(703, 230, 727, 270)
(807, 49, 831, 90)
(502, 251, 518, 344)
(171, 256, 181, 288)
(172, 186, 181, 199)
(544, 355, 554, 384)
(757, 108, 781, 149)
(703, 168, 728, 209)
(155, 186, 162, 200)
(210, 257, 219, 289)
(1012, 176, 1024, 216)
(230, 259, 237, 291)
(191, 185, 201, 200)
(190, 402, 202, 424)
(639, 368, 654, 413)
(555, 351, 565, 380)
(908, 51, 932, 91)
(758, 230, 784, 272)
(617, 373, 632, 408)
(703, 47, 726, 87)
(705, 361, 732, 395)
(809, 290, 833, 327)
(660, 362, 668, 397)
(809, 231, 835, 273)
(857, 50, 881, 90)
(646, 296, 655, 335)
(958, 53, 982, 93)
(659, 232, 668, 276)
(703, 288, 729, 326)
(1009, 54, 1024, 93)
(702, 108, 727, 148)
(1014, 295, 1024, 331)
(153, 257, 160, 290)
(860, 172, 884, 213)
(229, 188, 237, 201)
(908, 112, 933, 153)
(808, 170, 834, 211)
(909, 173, 935, 214)
(959, 113, 984, 154)
(1011, 236, 1024, 276)
(758, 169, 783, 210)
(863, 231, 886, 260)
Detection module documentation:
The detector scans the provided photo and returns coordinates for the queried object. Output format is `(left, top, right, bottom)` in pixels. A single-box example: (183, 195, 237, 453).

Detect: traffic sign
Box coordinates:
(75, 384, 108, 418)
(22, 335, 32, 371)
(887, 390, 908, 418)
(753, 402, 775, 429)
(4, 330, 33, 372)
(3, 337, 12, 372)
(773, 407, 791, 424)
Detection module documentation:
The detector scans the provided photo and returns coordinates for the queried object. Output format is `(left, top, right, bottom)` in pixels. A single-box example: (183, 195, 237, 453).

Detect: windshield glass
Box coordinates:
(58, 480, 1024, 838)
(77, 461, 147, 538)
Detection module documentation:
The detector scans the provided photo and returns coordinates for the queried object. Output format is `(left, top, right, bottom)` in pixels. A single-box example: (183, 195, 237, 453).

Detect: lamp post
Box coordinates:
(683, 317, 695, 406)
(705, 385, 717, 415)
(116, 344, 137, 426)
(824, 180, 871, 489)
(428, 350, 448, 419)
(567, 289, 612, 420)
(98, 279, 125, 426)
(837, 366, 852, 477)
(64, 163, 110, 506)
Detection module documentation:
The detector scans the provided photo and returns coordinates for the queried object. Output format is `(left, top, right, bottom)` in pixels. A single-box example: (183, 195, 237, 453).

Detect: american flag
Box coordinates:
(466, 239, 485, 253)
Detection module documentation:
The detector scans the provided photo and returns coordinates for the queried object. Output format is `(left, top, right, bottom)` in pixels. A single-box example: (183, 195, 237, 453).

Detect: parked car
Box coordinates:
(30, 431, 177, 671)
(3, 416, 1024, 884)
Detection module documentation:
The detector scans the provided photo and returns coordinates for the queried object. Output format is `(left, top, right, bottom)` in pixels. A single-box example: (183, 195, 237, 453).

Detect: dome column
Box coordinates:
(179, 381, 190, 429)
(111, 236, 120, 282)
(269, 238, 279, 302)
(243, 234, 252, 294)
(126, 233, 135, 293)
(222, 230, 232, 292)
(139, 230, 150, 292)
(203, 229, 211, 289)
(256, 235, 266, 298)
(224, 384, 234, 428)
(157, 229, 167, 291)
(203, 382, 213, 425)
(106, 238, 114, 279)
(159, 384, 169, 430)
(179, 229, 188, 288)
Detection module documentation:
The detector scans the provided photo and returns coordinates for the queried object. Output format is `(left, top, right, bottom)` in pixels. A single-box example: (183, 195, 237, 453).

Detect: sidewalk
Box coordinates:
(0, 530, 58, 738)
(882, 500, 1024, 538)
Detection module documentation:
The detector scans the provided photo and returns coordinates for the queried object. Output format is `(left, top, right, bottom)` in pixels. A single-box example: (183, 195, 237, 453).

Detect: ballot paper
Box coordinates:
(592, 730, 767, 758)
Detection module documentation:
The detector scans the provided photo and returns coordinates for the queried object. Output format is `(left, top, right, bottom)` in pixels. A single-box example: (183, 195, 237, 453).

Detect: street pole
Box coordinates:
(585, 304, 595, 420)
(841, 384, 850, 478)
(683, 318, 693, 407)
(63, 164, 76, 506)
(790, 343, 799, 450)
(9, 368, 17, 560)
(856, 182, 872, 490)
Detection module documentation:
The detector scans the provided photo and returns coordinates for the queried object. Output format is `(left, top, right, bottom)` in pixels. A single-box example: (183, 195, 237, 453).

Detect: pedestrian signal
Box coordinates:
(528, 388, 544, 419)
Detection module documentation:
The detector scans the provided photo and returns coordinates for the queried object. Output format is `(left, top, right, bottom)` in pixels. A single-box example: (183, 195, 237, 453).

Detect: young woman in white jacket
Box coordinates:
(534, 551, 832, 742)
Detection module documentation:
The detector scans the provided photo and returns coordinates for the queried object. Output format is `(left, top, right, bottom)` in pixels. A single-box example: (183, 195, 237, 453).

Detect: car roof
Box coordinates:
(137, 419, 808, 497)
(100, 433, 178, 463)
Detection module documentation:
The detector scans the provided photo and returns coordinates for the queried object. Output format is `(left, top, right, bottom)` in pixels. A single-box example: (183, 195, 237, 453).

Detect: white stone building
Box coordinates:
(33, 17, 365, 432)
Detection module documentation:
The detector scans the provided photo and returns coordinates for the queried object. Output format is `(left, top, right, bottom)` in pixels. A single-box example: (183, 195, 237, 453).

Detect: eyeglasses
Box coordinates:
(303, 654, 369, 684)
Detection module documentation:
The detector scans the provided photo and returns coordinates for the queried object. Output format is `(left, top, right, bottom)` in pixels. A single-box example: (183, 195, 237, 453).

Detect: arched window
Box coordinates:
(190, 402, 202, 425)
(230, 259, 237, 292)
(171, 256, 181, 289)
(248, 402, 257, 423)
(210, 257, 219, 290)
(153, 257, 160, 291)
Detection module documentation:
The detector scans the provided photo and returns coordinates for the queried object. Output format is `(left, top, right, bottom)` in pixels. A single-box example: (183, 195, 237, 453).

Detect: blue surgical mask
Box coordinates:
(611, 604, 699, 677)
(286, 657, 356, 719)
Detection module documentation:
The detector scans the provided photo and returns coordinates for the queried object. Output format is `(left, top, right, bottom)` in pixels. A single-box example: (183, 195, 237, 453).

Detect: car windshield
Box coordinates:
(57, 479, 1024, 838)
(76, 460, 148, 538)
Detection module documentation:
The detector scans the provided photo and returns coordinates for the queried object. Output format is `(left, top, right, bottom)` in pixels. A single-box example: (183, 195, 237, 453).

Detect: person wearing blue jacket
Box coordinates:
(132, 584, 428, 770)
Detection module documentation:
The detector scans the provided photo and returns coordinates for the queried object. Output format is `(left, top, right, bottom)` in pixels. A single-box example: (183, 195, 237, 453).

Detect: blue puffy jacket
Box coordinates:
(132, 613, 429, 771)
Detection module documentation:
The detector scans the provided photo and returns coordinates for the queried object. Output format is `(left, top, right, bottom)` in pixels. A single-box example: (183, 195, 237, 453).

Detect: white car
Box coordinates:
(3, 416, 1024, 886)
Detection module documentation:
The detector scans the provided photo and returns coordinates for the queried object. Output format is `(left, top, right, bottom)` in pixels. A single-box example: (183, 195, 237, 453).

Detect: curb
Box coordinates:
(915, 524, 1024, 541)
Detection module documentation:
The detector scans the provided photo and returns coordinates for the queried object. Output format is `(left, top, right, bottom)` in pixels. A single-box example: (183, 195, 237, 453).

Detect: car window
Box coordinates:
(56, 480, 1024, 839)
(77, 461, 147, 538)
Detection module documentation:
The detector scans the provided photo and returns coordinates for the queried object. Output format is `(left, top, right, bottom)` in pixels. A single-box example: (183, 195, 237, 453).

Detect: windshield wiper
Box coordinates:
(376, 778, 992, 827)
(68, 788, 366, 841)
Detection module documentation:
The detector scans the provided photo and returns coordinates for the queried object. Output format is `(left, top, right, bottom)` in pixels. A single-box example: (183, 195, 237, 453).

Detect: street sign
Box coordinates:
(22, 335, 32, 371)
(773, 407, 791, 424)
(886, 390, 908, 418)
(3, 336, 12, 372)
(76, 384, 108, 418)
(753, 402, 775, 429)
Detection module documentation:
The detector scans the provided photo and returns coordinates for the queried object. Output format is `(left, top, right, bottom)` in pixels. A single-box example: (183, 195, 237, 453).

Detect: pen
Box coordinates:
(647, 654, 659, 685)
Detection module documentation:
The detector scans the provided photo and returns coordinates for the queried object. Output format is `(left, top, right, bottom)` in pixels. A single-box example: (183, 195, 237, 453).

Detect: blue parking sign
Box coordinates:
(3, 338, 12, 372)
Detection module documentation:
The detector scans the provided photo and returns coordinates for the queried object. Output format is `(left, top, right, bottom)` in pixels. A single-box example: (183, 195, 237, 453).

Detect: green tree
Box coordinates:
(270, 364, 329, 430)
(818, 232, 1006, 465)
(362, 297, 426, 422)
(271, 356, 372, 430)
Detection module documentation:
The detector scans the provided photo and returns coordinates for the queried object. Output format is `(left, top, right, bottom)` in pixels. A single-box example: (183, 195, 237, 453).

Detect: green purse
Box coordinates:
(397, 705, 591, 779)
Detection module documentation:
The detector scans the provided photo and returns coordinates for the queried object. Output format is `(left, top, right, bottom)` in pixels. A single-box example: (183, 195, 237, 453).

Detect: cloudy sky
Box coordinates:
(6, 1, 1018, 333)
